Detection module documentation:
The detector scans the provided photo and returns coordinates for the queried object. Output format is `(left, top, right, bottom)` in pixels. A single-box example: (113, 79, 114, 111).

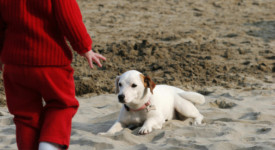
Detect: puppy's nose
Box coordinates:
(118, 94, 125, 103)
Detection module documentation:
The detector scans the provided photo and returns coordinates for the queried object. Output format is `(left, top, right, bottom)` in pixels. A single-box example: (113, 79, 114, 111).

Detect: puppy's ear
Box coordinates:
(115, 76, 120, 94)
(140, 74, 156, 94)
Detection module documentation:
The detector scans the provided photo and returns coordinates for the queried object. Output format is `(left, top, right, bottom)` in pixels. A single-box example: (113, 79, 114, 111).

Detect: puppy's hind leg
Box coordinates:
(174, 95, 204, 125)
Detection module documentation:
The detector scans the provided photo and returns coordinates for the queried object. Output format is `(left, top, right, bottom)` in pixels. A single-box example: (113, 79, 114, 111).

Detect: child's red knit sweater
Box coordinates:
(0, 0, 92, 66)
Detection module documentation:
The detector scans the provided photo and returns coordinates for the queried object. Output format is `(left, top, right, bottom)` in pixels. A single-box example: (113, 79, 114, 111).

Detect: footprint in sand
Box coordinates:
(239, 112, 261, 120)
(256, 127, 272, 134)
(210, 99, 237, 109)
(220, 93, 244, 101)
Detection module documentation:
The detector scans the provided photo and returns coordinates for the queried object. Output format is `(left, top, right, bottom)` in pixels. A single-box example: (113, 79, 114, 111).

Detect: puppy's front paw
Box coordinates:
(194, 114, 204, 125)
(138, 126, 152, 135)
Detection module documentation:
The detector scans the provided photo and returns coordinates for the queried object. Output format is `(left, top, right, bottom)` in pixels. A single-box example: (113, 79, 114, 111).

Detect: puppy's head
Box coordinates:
(115, 70, 155, 104)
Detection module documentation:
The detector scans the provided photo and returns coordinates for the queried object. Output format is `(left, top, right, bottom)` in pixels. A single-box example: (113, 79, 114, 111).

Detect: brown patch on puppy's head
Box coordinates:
(140, 74, 156, 94)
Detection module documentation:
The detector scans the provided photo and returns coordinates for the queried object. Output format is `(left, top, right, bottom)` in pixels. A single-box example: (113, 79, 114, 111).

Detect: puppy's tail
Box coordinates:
(178, 92, 205, 105)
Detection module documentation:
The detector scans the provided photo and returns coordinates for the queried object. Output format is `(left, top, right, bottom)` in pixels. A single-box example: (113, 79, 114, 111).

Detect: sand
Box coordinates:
(0, 0, 275, 149)
(1, 84, 274, 150)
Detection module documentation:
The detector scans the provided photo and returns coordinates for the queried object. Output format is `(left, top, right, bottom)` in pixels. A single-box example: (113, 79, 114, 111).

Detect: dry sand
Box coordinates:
(1, 84, 274, 150)
(0, 0, 275, 149)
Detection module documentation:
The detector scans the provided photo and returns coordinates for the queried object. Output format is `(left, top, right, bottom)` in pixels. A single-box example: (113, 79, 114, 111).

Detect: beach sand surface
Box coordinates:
(0, 84, 274, 149)
(0, 0, 275, 149)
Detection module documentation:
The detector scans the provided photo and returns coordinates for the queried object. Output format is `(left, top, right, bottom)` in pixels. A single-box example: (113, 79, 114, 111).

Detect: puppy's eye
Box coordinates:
(118, 83, 122, 87)
(131, 84, 137, 88)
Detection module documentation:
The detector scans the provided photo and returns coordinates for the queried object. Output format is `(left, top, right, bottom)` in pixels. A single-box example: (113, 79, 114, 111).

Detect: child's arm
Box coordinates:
(53, 0, 92, 54)
(53, 0, 106, 68)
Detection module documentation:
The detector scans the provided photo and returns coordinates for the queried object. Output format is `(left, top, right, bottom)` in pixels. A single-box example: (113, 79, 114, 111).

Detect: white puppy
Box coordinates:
(102, 70, 205, 135)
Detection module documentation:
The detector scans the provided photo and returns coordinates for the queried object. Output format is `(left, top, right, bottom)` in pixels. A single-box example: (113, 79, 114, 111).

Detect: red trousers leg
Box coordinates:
(3, 65, 79, 150)
(38, 66, 79, 149)
(3, 65, 43, 150)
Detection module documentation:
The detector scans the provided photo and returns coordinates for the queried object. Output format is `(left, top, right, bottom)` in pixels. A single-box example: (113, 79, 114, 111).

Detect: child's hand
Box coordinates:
(82, 50, 106, 69)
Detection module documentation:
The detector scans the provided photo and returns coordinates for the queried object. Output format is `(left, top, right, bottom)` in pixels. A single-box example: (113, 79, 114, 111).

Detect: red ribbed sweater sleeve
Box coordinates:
(53, 0, 92, 54)
(0, 0, 92, 66)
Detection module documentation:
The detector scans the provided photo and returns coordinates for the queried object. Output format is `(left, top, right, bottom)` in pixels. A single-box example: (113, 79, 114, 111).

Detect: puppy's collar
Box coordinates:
(124, 99, 155, 112)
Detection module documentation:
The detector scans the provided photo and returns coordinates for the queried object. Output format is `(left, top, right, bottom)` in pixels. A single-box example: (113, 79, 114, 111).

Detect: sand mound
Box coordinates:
(0, 0, 274, 98)
(71, 0, 274, 96)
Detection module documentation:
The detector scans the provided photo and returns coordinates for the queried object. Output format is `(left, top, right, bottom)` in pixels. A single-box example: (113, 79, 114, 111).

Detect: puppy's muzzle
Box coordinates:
(118, 94, 125, 103)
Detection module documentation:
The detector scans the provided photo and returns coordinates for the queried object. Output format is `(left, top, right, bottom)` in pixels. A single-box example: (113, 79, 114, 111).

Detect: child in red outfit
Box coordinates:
(0, 0, 106, 149)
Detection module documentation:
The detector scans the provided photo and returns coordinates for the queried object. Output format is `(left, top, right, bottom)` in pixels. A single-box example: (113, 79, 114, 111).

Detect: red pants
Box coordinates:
(3, 65, 79, 150)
